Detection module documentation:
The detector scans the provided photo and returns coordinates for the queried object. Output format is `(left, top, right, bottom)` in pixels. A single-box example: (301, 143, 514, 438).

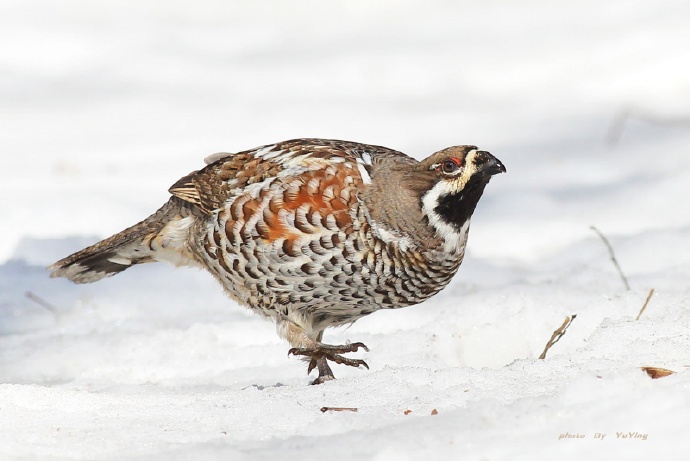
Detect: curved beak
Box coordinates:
(475, 150, 506, 175)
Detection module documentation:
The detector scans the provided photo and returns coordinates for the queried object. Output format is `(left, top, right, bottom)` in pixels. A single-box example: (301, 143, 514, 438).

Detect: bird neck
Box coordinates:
(421, 177, 488, 254)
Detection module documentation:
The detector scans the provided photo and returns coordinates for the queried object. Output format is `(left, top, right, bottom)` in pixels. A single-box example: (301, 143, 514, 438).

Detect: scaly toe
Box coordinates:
(288, 347, 311, 357)
(330, 354, 369, 369)
(288, 344, 369, 371)
(315, 342, 369, 354)
(347, 342, 369, 353)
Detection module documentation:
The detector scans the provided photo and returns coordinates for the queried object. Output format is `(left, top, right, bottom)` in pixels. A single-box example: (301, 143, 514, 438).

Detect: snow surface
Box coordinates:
(2, 0, 690, 459)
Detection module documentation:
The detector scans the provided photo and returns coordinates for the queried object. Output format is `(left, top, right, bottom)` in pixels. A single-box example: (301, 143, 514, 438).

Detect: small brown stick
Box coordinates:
(539, 315, 577, 360)
(590, 226, 630, 290)
(321, 407, 358, 413)
(635, 288, 655, 320)
(25, 291, 58, 313)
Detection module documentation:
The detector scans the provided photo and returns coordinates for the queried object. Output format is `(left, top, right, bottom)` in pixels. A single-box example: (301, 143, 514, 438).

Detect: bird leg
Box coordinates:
(288, 342, 369, 385)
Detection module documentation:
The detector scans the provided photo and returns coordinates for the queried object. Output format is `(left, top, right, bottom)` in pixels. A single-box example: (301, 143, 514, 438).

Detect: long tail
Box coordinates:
(49, 197, 198, 284)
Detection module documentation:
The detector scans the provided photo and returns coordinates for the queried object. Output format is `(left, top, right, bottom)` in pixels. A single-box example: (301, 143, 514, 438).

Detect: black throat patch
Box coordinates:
(433, 176, 490, 231)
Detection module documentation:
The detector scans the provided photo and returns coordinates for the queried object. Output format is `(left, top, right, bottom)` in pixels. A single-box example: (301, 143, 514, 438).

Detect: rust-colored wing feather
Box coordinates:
(168, 139, 410, 215)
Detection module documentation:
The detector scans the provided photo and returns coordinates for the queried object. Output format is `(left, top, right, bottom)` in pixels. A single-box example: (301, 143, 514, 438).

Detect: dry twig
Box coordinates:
(636, 288, 655, 320)
(539, 315, 577, 360)
(321, 407, 358, 413)
(590, 226, 630, 290)
(25, 291, 57, 313)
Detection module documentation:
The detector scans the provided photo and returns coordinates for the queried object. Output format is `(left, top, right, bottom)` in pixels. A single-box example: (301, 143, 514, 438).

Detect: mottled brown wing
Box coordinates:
(168, 158, 241, 214)
(223, 159, 363, 251)
(168, 138, 414, 215)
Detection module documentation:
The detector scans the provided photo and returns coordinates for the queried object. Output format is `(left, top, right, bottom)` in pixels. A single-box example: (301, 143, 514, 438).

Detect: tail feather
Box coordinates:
(49, 198, 197, 284)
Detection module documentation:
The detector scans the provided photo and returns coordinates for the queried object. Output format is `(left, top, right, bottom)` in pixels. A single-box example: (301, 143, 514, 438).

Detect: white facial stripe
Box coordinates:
(421, 180, 470, 254)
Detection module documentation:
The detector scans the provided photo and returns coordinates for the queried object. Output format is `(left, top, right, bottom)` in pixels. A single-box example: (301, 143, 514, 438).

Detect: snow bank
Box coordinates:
(1, 0, 689, 459)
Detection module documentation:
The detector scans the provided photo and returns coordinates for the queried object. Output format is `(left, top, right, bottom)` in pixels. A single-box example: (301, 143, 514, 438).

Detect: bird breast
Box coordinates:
(189, 161, 464, 327)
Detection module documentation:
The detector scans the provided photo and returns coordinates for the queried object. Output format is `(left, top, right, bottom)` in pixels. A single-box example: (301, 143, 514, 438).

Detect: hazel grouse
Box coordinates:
(49, 138, 506, 384)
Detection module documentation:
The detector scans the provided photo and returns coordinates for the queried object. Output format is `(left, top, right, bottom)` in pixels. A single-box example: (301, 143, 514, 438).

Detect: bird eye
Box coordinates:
(441, 158, 461, 174)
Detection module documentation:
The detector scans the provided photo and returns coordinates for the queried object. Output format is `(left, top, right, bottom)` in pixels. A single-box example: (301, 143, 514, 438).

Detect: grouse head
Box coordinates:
(363, 145, 505, 254)
(418, 145, 505, 230)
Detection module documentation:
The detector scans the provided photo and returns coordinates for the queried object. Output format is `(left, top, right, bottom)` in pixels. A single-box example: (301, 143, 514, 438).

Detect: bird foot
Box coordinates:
(310, 373, 336, 385)
(288, 342, 369, 384)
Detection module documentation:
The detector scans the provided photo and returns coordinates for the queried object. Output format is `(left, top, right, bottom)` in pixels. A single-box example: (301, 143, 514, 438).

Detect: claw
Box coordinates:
(288, 341, 370, 384)
(307, 357, 318, 374)
(345, 342, 369, 353)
